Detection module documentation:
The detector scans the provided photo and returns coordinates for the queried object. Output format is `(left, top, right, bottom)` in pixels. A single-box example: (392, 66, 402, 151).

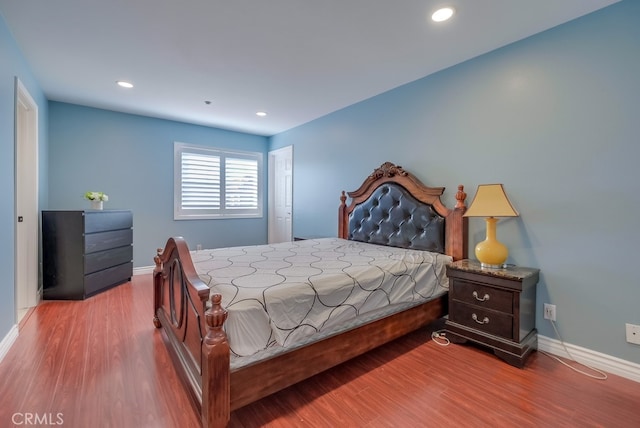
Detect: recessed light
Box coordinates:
(116, 80, 134, 88)
(431, 7, 455, 22)
(256, 111, 267, 117)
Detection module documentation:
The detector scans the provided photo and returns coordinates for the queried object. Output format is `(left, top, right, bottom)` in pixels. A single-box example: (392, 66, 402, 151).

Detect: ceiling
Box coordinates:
(0, 0, 620, 136)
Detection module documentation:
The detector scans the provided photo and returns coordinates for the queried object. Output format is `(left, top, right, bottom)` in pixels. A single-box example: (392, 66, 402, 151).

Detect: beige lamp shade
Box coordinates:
(463, 184, 518, 218)
(464, 184, 518, 268)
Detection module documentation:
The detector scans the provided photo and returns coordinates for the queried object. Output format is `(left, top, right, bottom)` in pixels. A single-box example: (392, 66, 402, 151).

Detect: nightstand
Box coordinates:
(445, 259, 539, 368)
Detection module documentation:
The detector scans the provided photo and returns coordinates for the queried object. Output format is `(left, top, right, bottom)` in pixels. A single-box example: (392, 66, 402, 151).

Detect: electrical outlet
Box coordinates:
(543, 303, 556, 321)
(626, 323, 640, 345)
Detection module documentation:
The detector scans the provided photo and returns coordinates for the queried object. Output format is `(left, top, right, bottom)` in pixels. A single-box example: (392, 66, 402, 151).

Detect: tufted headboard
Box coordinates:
(338, 162, 468, 261)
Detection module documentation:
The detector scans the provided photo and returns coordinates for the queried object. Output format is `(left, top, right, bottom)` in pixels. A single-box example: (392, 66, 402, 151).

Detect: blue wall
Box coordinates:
(270, 1, 640, 363)
(0, 14, 48, 338)
(48, 103, 269, 267)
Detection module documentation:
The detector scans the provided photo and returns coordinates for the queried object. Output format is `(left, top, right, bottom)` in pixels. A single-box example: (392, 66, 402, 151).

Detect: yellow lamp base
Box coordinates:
(475, 240, 508, 269)
(475, 217, 508, 269)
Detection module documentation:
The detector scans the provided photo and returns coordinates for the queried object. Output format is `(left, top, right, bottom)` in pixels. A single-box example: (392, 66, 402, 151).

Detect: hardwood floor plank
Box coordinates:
(1, 274, 639, 428)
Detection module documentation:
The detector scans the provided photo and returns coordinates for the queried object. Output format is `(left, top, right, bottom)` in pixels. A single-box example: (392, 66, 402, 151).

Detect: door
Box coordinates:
(268, 146, 293, 243)
(15, 79, 39, 324)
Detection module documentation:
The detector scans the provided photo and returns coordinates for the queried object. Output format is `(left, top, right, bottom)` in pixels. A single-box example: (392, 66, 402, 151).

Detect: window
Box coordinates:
(174, 142, 263, 220)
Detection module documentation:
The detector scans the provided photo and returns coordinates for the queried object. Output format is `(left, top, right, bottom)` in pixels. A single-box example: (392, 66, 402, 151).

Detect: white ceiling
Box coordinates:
(0, 0, 620, 136)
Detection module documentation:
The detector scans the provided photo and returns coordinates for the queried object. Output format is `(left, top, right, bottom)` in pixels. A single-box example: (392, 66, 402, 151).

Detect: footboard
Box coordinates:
(153, 237, 230, 427)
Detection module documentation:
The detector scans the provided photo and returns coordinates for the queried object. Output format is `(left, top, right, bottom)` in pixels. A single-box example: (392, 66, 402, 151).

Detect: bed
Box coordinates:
(152, 161, 468, 427)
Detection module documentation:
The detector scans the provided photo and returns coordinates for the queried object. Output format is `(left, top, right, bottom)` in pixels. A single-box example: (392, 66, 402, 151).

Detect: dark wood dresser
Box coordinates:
(445, 259, 539, 368)
(42, 210, 133, 300)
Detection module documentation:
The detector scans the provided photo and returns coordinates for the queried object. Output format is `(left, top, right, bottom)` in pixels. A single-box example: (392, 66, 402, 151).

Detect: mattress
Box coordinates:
(192, 238, 451, 360)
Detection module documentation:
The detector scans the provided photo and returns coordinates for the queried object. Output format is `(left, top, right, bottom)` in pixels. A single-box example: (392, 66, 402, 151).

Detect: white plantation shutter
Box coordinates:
(181, 152, 221, 210)
(174, 142, 263, 219)
(225, 157, 259, 210)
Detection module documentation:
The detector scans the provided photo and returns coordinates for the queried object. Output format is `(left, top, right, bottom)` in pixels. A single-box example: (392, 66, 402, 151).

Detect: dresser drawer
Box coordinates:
(84, 210, 133, 233)
(450, 301, 514, 339)
(85, 228, 133, 254)
(450, 279, 513, 314)
(84, 262, 133, 297)
(84, 245, 133, 275)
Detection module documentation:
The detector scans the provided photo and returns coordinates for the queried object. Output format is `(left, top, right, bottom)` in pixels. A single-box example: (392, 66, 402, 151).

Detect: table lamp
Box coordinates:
(463, 184, 519, 268)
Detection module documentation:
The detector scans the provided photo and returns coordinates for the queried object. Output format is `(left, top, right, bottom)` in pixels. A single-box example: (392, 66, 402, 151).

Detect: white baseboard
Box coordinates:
(0, 325, 19, 363)
(538, 335, 640, 383)
(133, 266, 154, 276)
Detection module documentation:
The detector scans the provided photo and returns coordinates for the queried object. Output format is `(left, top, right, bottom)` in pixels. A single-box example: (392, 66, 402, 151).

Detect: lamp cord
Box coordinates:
(431, 330, 450, 346)
(540, 319, 607, 380)
(430, 322, 608, 380)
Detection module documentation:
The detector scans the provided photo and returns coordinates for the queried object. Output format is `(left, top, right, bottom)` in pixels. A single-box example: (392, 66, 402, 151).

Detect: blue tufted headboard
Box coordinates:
(338, 162, 468, 260)
(348, 183, 445, 252)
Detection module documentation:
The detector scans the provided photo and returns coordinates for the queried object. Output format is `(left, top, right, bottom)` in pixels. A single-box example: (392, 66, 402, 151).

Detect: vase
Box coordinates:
(91, 200, 104, 210)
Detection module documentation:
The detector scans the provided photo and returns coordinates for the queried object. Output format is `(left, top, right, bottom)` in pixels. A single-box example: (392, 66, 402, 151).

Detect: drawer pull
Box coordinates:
(472, 291, 490, 302)
(472, 313, 489, 325)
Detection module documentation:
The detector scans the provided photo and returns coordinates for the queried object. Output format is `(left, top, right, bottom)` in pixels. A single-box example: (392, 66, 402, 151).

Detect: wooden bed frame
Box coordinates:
(153, 162, 468, 427)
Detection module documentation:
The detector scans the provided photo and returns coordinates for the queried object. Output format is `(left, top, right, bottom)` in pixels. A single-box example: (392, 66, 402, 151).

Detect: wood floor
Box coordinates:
(1, 276, 639, 428)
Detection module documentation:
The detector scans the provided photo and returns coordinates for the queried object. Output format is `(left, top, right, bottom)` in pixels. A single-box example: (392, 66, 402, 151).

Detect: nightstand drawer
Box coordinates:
(450, 301, 513, 339)
(450, 279, 513, 314)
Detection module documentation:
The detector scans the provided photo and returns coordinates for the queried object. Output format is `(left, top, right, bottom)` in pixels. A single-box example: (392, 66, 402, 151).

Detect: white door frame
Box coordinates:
(15, 78, 40, 324)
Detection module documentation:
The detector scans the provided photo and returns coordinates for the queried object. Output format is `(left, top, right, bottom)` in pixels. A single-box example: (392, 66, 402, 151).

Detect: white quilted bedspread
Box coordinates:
(191, 238, 450, 357)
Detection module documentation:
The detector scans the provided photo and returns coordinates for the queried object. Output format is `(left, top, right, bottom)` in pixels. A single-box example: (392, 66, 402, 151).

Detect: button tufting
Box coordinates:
(347, 182, 445, 253)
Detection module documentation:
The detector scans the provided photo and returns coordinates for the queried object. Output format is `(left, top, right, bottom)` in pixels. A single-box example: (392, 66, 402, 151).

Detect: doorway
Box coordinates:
(15, 78, 39, 324)
(268, 146, 293, 243)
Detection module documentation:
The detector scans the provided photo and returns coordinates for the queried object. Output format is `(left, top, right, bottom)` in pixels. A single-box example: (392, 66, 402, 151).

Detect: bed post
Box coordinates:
(152, 248, 163, 328)
(338, 191, 348, 239)
(446, 185, 468, 261)
(201, 294, 230, 428)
